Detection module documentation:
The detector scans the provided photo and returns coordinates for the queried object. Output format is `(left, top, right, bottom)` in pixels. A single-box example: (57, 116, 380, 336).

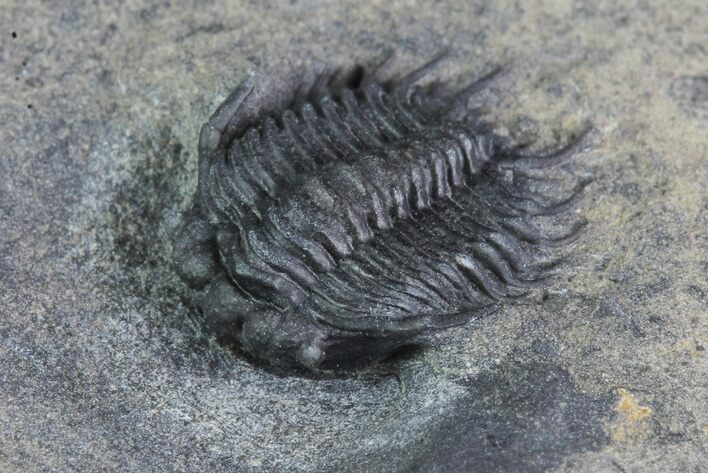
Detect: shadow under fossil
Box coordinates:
(398, 360, 612, 473)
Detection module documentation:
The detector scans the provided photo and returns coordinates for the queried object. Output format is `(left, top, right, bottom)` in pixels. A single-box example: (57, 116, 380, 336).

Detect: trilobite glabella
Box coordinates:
(173, 52, 591, 370)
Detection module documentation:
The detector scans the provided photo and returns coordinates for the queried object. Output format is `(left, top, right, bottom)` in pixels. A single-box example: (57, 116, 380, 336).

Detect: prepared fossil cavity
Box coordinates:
(173, 52, 591, 370)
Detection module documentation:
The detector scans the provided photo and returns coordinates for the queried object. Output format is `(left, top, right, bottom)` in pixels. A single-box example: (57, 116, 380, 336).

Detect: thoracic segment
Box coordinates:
(203, 82, 428, 225)
(208, 92, 501, 313)
(205, 79, 579, 315)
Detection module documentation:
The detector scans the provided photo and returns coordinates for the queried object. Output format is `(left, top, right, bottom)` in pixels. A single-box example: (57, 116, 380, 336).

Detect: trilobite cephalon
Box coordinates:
(173, 52, 591, 370)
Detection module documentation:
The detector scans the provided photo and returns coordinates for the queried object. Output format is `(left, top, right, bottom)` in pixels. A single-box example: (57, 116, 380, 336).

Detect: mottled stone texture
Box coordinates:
(0, 1, 705, 472)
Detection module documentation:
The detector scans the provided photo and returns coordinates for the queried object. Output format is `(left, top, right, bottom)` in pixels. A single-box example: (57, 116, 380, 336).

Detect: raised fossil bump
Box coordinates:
(173, 52, 592, 370)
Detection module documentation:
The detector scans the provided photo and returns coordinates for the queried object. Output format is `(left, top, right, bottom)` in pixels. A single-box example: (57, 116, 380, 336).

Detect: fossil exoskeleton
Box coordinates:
(173, 52, 591, 370)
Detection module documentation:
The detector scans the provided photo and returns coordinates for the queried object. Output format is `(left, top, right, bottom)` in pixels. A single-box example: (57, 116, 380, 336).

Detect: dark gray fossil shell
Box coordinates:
(173, 52, 591, 370)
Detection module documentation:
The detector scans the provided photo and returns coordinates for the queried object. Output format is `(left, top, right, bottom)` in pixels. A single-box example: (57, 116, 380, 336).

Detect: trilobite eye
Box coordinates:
(173, 51, 592, 371)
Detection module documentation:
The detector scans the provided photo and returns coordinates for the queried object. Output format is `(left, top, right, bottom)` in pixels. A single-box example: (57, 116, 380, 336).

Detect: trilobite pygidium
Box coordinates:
(173, 52, 591, 371)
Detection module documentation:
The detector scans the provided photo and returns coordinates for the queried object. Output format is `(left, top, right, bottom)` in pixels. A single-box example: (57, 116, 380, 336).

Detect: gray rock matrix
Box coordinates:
(1, 1, 705, 472)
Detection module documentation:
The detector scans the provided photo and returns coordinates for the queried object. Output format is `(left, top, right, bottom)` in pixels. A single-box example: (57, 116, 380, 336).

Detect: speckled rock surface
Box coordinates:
(1, 1, 705, 472)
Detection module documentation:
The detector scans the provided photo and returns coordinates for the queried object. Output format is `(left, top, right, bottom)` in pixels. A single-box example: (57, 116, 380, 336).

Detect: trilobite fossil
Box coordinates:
(173, 51, 591, 370)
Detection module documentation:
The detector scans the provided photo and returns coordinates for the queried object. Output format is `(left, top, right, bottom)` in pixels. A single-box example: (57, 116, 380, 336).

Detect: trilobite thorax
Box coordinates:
(173, 52, 591, 370)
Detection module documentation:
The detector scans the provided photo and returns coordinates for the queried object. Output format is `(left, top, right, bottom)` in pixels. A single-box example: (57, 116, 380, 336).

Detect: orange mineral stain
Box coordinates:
(609, 388, 653, 442)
